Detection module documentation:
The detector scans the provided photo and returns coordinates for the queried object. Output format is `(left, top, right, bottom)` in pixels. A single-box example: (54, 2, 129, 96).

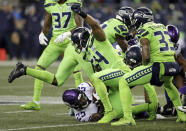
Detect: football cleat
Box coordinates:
(178, 106, 186, 113)
(8, 62, 26, 83)
(176, 113, 186, 123)
(161, 102, 176, 116)
(111, 117, 136, 126)
(98, 110, 117, 124)
(20, 101, 40, 110)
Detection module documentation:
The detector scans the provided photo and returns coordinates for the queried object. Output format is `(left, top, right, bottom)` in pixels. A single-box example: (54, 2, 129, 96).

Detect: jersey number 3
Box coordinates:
(52, 12, 71, 29)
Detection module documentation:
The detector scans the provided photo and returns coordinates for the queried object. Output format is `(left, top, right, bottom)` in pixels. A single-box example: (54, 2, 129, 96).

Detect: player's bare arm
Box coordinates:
(39, 11, 52, 46)
(42, 11, 52, 35)
(72, 13, 83, 32)
(84, 15, 106, 41)
(175, 53, 186, 77)
(140, 38, 150, 65)
(71, 3, 106, 42)
(115, 34, 128, 52)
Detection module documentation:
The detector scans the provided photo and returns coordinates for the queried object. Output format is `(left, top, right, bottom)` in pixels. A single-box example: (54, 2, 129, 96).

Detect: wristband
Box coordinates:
(79, 11, 87, 19)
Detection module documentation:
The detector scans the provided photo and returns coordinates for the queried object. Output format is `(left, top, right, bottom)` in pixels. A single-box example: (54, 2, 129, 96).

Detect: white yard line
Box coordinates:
(4, 111, 33, 114)
(0, 61, 60, 67)
(5, 123, 97, 131)
(0, 95, 163, 106)
(2, 122, 186, 131)
(55, 113, 69, 116)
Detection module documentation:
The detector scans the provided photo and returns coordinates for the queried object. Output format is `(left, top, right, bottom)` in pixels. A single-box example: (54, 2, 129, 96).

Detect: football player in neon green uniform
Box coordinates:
(101, 7, 132, 54)
(20, 0, 83, 110)
(91, 7, 158, 123)
(110, 7, 186, 126)
(8, 5, 158, 123)
(8, 4, 130, 99)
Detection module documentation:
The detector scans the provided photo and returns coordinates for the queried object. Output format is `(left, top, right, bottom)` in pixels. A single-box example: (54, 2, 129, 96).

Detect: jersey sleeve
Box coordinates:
(136, 27, 152, 42)
(44, 0, 56, 13)
(114, 24, 129, 39)
(67, 0, 83, 7)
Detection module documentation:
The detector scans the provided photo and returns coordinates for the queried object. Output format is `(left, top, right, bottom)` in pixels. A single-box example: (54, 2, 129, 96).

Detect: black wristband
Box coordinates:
(79, 11, 87, 19)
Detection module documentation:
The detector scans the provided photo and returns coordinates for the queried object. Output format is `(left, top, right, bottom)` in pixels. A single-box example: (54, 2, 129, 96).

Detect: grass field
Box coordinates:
(0, 61, 186, 131)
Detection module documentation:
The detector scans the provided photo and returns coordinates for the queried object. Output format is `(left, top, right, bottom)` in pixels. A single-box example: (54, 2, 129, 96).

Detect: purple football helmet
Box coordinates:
(167, 25, 179, 44)
(62, 89, 89, 110)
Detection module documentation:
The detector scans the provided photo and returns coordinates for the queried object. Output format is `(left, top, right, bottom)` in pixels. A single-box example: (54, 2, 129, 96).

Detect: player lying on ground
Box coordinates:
(108, 7, 186, 126)
(20, 0, 84, 110)
(62, 82, 157, 122)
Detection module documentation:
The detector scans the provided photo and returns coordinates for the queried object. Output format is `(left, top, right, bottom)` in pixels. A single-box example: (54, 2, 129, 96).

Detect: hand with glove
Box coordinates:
(71, 3, 87, 19)
(39, 32, 48, 46)
(54, 31, 72, 44)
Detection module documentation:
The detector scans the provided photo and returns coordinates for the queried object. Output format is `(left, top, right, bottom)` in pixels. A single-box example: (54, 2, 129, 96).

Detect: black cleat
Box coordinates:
(8, 62, 26, 83)
(161, 102, 177, 116)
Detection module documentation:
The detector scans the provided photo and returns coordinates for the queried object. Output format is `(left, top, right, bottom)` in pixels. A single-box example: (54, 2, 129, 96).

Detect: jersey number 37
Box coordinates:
(52, 12, 71, 29)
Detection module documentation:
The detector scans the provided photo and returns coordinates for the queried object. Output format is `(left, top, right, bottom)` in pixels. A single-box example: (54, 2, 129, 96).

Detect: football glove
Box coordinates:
(54, 31, 71, 44)
(71, 4, 87, 18)
(39, 32, 48, 46)
(71, 3, 81, 14)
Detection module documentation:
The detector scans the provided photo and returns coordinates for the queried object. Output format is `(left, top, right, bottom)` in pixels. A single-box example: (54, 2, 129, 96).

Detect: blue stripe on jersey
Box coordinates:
(126, 66, 152, 84)
(44, 3, 56, 8)
(89, 37, 95, 48)
(99, 70, 124, 82)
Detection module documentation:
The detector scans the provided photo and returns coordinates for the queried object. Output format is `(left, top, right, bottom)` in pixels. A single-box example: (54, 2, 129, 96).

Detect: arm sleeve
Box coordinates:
(114, 24, 129, 39)
(136, 27, 151, 43)
(55, 47, 78, 86)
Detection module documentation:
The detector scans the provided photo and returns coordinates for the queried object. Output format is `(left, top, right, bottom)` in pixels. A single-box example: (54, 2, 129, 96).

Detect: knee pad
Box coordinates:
(150, 62, 164, 86)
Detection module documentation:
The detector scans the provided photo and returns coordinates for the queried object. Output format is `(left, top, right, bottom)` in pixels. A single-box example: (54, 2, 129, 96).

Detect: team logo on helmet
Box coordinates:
(124, 45, 142, 69)
(132, 7, 154, 29)
(116, 6, 135, 29)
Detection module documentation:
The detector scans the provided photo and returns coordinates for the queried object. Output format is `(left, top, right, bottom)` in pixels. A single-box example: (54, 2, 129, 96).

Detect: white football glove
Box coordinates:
(54, 31, 71, 44)
(39, 32, 48, 46)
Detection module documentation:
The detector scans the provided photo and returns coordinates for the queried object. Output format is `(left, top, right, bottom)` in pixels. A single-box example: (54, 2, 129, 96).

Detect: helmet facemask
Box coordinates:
(71, 28, 90, 54)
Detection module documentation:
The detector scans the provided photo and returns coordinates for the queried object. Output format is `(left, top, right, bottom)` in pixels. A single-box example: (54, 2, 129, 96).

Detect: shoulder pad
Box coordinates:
(44, 0, 56, 7)
(66, 0, 82, 4)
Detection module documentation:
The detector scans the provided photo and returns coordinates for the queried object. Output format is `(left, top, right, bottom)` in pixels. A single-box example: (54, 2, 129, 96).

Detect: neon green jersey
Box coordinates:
(44, 0, 82, 37)
(102, 18, 129, 44)
(57, 38, 131, 85)
(82, 36, 131, 73)
(136, 22, 175, 63)
(101, 18, 129, 57)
